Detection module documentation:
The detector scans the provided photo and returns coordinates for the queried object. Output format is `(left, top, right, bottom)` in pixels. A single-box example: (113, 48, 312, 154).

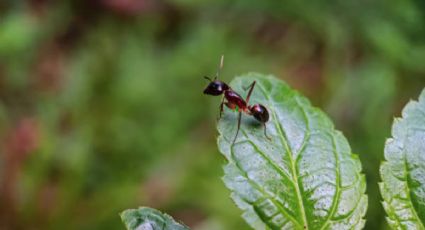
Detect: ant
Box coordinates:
(203, 55, 271, 145)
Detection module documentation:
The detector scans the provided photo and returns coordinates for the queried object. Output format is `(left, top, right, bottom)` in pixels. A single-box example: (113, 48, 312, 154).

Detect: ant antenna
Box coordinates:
(215, 55, 224, 80)
(204, 76, 213, 82)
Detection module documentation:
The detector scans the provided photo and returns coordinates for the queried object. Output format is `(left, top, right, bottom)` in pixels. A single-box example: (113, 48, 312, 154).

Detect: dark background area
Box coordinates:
(0, 0, 424, 229)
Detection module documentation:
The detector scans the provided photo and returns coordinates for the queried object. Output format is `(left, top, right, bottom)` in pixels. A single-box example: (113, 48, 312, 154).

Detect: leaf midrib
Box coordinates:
(270, 108, 309, 230)
(403, 150, 425, 229)
(255, 81, 310, 230)
(229, 139, 303, 229)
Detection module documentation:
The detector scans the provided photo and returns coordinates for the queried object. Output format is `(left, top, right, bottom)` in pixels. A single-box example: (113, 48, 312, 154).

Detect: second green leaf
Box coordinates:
(380, 88, 425, 229)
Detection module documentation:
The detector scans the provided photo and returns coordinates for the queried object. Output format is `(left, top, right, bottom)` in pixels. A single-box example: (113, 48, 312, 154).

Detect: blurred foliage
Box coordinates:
(0, 0, 424, 229)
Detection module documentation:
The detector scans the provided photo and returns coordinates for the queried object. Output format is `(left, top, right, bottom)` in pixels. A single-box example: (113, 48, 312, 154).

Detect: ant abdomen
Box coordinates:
(250, 104, 269, 123)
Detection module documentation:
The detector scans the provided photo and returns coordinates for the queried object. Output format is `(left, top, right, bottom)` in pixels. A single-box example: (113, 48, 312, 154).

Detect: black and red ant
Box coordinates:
(203, 56, 271, 144)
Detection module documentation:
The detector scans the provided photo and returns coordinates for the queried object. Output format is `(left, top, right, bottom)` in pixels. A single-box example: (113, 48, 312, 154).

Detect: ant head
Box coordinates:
(203, 55, 228, 96)
(203, 76, 229, 96)
(249, 104, 269, 123)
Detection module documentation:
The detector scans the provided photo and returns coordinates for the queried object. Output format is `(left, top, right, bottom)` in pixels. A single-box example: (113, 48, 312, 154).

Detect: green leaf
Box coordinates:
(380, 88, 425, 229)
(120, 207, 189, 230)
(217, 73, 367, 230)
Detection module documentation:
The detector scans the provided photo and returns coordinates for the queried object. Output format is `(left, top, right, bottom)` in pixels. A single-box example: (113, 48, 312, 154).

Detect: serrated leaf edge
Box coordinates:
(380, 88, 425, 229)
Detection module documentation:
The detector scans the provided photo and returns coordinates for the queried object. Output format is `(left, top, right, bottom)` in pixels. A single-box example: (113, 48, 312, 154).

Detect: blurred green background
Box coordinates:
(0, 0, 424, 229)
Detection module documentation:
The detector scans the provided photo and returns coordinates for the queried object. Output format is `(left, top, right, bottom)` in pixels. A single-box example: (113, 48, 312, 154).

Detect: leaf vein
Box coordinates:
(228, 146, 302, 228)
(240, 132, 295, 187)
(403, 150, 425, 229)
(257, 81, 310, 230)
(319, 133, 342, 230)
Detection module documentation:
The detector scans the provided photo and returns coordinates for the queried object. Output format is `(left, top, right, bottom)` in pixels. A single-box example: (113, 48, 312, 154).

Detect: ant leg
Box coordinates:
(263, 123, 271, 140)
(242, 81, 255, 91)
(232, 112, 242, 145)
(218, 97, 225, 120)
(244, 81, 256, 104)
